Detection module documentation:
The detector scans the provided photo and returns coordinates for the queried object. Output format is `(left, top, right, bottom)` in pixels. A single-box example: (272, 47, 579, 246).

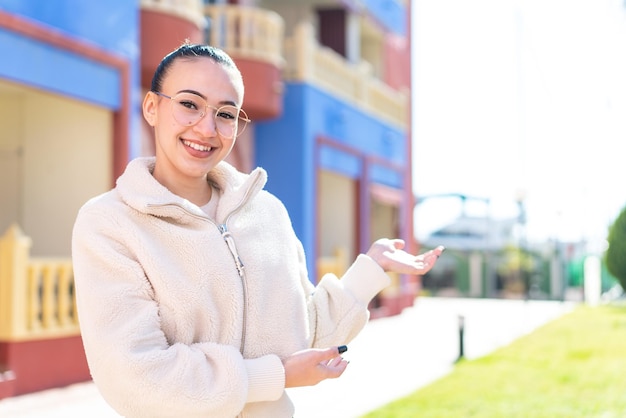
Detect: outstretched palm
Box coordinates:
(366, 239, 444, 275)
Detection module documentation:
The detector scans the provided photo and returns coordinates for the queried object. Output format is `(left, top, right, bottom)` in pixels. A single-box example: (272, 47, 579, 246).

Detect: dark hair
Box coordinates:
(150, 42, 239, 93)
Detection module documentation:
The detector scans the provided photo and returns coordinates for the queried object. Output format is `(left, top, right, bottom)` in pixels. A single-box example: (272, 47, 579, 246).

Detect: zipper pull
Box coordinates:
(219, 224, 245, 277)
(234, 256, 245, 277)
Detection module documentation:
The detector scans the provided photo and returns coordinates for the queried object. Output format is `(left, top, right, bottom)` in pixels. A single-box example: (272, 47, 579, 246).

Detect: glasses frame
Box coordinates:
(153, 91, 250, 138)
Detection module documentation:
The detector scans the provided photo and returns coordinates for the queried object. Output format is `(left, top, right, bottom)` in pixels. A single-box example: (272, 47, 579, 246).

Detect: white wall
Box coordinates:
(318, 170, 355, 260)
(0, 82, 112, 256)
(0, 92, 23, 234)
(370, 198, 397, 241)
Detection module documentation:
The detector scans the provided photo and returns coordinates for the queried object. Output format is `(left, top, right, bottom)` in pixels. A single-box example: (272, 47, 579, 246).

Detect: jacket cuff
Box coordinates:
(340, 254, 391, 304)
(244, 354, 285, 403)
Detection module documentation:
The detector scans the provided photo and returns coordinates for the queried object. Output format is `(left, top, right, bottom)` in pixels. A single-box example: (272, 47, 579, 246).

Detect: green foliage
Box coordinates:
(495, 244, 536, 295)
(362, 306, 626, 418)
(605, 207, 626, 290)
(496, 244, 535, 274)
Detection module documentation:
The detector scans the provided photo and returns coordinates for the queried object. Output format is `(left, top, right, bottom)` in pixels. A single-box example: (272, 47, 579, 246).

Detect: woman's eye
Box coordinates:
(217, 109, 236, 120)
(178, 100, 199, 111)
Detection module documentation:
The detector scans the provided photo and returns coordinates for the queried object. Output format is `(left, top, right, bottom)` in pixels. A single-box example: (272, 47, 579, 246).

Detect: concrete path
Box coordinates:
(0, 297, 576, 418)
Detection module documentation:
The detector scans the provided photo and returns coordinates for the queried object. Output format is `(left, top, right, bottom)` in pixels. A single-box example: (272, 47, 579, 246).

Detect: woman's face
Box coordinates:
(143, 57, 244, 185)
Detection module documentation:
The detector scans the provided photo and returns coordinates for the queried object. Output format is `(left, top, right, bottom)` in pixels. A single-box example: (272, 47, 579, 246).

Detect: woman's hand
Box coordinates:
(366, 239, 445, 275)
(282, 347, 348, 388)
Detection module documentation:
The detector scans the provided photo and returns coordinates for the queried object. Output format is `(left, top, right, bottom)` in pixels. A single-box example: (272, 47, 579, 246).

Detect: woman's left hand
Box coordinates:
(366, 238, 445, 275)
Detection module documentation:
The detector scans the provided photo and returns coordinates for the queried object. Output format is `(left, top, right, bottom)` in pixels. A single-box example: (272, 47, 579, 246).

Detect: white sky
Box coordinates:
(411, 0, 626, 251)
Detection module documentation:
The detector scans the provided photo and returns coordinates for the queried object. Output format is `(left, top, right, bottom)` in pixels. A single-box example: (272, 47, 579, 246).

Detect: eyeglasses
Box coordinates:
(153, 91, 250, 138)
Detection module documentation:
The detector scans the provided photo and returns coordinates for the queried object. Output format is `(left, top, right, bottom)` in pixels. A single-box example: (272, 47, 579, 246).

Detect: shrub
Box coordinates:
(605, 206, 626, 290)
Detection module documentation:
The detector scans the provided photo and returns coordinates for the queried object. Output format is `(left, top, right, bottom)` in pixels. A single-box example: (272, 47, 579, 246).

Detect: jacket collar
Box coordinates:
(116, 157, 267, 222)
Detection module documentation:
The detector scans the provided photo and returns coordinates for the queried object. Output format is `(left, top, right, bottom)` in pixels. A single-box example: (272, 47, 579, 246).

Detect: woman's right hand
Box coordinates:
(282, 347, 348, 388)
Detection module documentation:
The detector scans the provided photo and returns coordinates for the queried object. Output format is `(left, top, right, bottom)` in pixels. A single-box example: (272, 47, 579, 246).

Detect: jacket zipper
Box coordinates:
(145, 172, 263, 359)
(217, 173, 263, 357)
(147, 174, 263, 418)
(218, 222, 248, 354)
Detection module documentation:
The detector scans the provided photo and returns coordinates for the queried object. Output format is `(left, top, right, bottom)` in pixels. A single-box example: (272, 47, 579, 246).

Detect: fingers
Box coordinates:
(326, 356, 343, 367)
(425, 245, 445, 257)
(320, 347, 349, 378)
(284, 346, 350, 388)
(421, 246, 445, 264)
(325, 345, 348, 367)
(409, 246, 445, 274)
(367, 239, 445, 275)
(315, 347, 349, 378)
(315, 346, 346, 362)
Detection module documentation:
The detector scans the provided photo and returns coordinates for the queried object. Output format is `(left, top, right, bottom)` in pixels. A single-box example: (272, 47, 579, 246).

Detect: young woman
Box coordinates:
(72, 43, 444, 418)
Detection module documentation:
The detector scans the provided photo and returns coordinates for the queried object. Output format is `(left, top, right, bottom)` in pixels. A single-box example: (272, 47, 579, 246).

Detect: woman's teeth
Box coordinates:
(183, 140, 212, 152)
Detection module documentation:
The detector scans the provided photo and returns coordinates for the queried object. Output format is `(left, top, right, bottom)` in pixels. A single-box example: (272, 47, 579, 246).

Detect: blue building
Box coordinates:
(0, 0, 416, 397)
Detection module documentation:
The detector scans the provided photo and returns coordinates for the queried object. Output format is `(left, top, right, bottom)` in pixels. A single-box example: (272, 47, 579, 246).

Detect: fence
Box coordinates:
(0, 224, 78, 342)
(204, 4, 285, 67)
(202, 6, 407, 129)
(284, 22, 409, 129)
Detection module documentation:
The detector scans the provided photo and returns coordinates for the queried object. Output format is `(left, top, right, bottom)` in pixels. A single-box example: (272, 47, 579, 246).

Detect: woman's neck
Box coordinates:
(152, 166, 212, 207)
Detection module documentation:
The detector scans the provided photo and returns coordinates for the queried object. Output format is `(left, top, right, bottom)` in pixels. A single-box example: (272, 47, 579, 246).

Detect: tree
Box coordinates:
(605, 206, 626, 290)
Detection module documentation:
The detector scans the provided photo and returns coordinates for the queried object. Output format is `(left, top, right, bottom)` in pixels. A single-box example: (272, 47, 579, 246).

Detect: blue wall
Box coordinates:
(363, 0, 406, 36)
(256, 82, 407, 275)
(0, 29, 121, 108)
(0, 1, 137, 54)
(256, 84, 315, 272)
(0, 0, 140, 157)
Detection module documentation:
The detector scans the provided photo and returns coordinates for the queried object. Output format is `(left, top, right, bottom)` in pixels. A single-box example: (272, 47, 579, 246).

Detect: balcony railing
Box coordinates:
(140, 4, 406, 128)
(196, 6, 407, 129)
(317, 247, 348, 283)
(204, 5, 284, 67)
(140, 0, 206, 29)
(0, 225, 78, 341)
(284, 22, 409, 129)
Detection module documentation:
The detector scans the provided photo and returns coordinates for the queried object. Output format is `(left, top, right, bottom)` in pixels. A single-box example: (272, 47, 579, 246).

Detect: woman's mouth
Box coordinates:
(182, 139, 213, 152)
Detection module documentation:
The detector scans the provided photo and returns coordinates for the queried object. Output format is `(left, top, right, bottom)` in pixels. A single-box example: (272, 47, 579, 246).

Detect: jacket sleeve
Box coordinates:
(298, 240, 391, 349)
(72, 203, 284, 418)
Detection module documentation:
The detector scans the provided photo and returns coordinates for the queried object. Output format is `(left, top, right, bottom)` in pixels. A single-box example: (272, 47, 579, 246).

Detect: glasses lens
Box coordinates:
(171, 93, 206, 126)
(167, 93, 249, 137)
(236, 108, 249, 137)
(214, 105, 238, 138)
(215, 106, 249, 138)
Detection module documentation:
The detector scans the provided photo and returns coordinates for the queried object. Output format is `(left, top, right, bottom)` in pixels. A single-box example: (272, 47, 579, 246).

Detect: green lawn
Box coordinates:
(362, 304, 626, 418)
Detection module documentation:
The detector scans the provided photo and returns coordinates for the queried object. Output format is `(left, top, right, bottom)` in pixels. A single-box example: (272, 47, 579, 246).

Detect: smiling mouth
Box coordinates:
(182, 139, 213, 152)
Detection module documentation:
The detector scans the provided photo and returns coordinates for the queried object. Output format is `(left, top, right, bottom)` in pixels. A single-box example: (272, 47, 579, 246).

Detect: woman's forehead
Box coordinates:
(164, 57, 243, 101)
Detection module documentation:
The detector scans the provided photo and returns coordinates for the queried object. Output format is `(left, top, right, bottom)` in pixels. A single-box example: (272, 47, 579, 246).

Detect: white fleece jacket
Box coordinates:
(72, 157, 391, 418)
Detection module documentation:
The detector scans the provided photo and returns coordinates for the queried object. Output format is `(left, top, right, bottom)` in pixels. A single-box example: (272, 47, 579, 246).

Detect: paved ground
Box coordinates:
(0, 297, 576, 418)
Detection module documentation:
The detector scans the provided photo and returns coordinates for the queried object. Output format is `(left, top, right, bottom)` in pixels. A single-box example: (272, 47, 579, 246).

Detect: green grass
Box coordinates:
(362, 305, 626, 418)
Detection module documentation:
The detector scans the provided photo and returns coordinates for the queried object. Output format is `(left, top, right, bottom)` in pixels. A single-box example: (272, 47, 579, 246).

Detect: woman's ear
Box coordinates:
(142, 91, 158, 127)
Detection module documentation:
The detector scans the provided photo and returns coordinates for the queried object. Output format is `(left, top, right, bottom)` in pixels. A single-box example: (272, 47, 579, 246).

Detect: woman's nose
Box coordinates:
(193, 110, 218, 137)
